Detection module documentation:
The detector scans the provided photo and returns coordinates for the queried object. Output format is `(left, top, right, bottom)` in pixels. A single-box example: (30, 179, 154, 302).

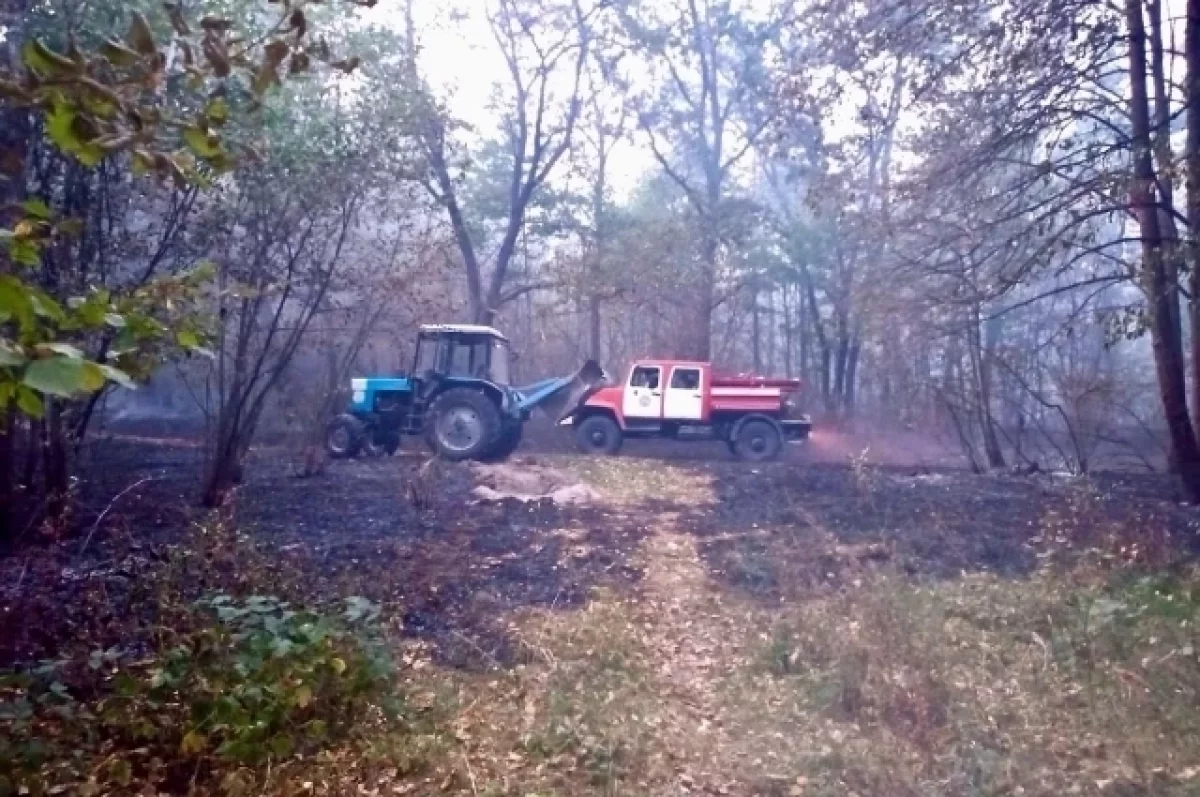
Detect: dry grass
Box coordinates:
(401, 458, 1200, 797)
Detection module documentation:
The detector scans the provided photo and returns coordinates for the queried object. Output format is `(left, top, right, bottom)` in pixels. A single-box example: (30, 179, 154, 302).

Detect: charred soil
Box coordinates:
(3, 433, 1200, 795)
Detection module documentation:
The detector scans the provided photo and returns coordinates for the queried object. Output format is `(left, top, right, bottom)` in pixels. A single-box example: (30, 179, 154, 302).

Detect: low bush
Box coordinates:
(0, 593, 400, 795)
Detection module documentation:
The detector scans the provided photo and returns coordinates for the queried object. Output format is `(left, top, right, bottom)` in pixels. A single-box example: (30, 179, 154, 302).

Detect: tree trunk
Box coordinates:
(845, 340, 860, 418)
(1148, 0, 1186, 377)
(798, 284, 810, 385)
(0, 4, 31, 541)
(43, 399, 69, 528)
(751, 288, 762, 373)
(766, 290, 777, 374)
(980, 314, 1006, 469)
(833, 316, 850, 414)
(1129, 0, 1200, 500)
(587, 294, 602, 362)
(782, 285, 794, 379)
(0, 410, 12, 544)
(821, 347, 833, 414)
(202, 408, 243, 508)
(1186, 0, 1200, 434)
(687, 232, 717, 361)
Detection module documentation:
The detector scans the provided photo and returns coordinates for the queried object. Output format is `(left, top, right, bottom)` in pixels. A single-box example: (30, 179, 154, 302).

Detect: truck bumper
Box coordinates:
(782, 416, 812, 441)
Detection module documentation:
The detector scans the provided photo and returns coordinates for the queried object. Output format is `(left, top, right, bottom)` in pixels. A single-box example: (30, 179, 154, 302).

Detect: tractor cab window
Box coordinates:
(630, 366, 660, 390)
(446, 336, 491, 378)
(489, 338, 510, 384)
(415, 335, 439, 375)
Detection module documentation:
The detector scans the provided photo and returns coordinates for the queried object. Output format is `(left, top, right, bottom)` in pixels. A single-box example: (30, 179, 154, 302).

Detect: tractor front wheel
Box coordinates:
(732, 418, 783, 462)
(326, 414, 365, 459)
(427, 388, 502, 461)
(576, 415, 623, 455)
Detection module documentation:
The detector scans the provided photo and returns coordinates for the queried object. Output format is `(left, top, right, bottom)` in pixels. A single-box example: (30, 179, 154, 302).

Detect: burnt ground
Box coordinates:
(3, 429, 1200, 795)
(4, 431, 1195, 668)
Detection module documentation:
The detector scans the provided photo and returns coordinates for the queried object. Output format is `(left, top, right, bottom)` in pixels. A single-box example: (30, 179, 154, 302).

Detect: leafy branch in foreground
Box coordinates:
(0, 252, 213, 417)
(0, 0, 372, 418)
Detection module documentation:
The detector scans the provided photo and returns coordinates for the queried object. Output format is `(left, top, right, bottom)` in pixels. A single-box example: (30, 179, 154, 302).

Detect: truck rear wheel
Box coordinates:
(427, 388, 502, 461)
(326, 414, 364, 459)
(733, 418, 783, 462)
(576, 415, 623, 455)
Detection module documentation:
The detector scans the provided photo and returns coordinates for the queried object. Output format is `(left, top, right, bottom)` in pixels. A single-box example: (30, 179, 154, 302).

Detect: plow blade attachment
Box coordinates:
(514, 360, 608, 423)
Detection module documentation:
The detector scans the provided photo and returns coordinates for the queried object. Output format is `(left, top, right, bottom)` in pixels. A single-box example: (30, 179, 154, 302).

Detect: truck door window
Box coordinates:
(670, 368, 700, 390)
(630, 366, 660, 389)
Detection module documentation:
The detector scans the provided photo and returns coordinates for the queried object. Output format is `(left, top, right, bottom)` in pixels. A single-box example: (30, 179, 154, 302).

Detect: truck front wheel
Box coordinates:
(733, 418, 783, 462)
(427, 388, 502, 461)
(576, 415, 623, 455)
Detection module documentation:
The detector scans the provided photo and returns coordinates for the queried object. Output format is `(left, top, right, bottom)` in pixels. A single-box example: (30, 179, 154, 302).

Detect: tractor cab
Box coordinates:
(411, 324, 511, 390)
(329, 323, 605, 462)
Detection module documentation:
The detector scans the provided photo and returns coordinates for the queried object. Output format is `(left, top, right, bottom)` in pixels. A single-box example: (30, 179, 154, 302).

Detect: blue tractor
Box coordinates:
(326, 324, 607, 462)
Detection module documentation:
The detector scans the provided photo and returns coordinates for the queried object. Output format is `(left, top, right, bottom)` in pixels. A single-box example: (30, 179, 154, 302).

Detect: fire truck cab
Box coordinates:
(561, 359, 811, 461)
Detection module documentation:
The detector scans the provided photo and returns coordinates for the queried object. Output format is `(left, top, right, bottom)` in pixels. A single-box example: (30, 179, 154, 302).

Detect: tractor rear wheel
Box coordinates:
(576, 415, 623, 455)
(733, 418, 783, 462)
(480, 423, 523, 462)
(427, 388, 502, 461)
(326, 414, 364, 459)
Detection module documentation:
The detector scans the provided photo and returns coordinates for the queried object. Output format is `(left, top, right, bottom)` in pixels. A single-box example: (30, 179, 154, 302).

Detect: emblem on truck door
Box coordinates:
(639, 395, 651, 407)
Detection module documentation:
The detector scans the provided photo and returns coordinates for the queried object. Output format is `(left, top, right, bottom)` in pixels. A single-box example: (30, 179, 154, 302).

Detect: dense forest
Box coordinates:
(2, 0, 1200, 795)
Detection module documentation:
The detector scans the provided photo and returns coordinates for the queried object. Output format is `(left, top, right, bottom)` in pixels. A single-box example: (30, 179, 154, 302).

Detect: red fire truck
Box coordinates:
(561, 359, 812, 461)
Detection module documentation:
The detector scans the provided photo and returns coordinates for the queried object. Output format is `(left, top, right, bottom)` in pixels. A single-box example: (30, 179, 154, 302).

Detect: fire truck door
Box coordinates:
(623, 365, 663, 419)
(664, 366, 704, 420)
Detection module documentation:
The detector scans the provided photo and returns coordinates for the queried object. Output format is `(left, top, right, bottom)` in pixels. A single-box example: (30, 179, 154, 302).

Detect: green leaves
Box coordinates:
(45, 100, 78, 154)
(183, 127, 221, 159)
(21, 199, 51, 220)
(45, 98, 104, 167)
(21, 40, 75, 77)
(97, 364, 137, 389)
(0, 342, 25, 366)
(22, 356, 105, 397)
(206, 97, 229, 126)
(0, 266, 210, 418)
(7, 0, 372, 186)
(15, 385, 43, 416)
(177, 328, 201, 349)
(180, 730, 207, 755)
(9, 237, 40, 267)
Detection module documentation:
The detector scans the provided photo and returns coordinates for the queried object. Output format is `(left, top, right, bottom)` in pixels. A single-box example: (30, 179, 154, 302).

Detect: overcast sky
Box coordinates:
(363, 0, 669, 199)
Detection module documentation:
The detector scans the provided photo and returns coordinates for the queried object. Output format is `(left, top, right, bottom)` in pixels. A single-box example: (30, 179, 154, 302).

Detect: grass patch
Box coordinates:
(740, 564, 1200, 796)
(435, 594, 659, 796)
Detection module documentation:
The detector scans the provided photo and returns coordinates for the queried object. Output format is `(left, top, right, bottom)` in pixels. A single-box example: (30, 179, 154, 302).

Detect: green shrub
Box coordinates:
(0, 594, 398, 795)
